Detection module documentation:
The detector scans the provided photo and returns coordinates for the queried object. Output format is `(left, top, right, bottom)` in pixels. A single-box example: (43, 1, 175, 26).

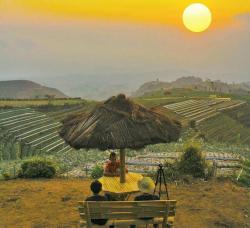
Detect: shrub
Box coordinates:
(19, 158, 57, 178)
(205, 165, 215, 180)
(2, 172, 11, 180)
(189, 120, 196, 129)
(198, 133, 207, 142)
(178, 144, 207, 178)
(163, 161, 181, 181)
(237, 174, 250, 187)
(237, 160, 250, 187)
(91, 164, 103, 179)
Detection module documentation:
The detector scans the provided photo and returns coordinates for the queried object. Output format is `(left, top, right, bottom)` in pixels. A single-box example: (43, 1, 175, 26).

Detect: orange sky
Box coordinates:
(0, 0, 250, 97)
(1, 0, 250, 27)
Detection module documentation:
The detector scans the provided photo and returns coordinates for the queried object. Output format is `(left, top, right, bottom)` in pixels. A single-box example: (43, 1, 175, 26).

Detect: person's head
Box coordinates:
(90, 180, 102, 194)
(109, 152, 117, 163)
(138, 177, 155, 194)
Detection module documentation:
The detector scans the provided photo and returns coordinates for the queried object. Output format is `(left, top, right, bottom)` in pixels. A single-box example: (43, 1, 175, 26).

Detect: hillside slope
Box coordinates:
(225, 102, 250, 128)
(133, 76, 250, 97)
(198, 114, 250, 146)
(0, 80, 67, 99)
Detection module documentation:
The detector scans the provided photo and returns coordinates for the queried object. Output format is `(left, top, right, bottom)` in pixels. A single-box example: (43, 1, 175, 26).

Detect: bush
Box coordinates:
(19, 158, 57, 178)
(2, 172, 11, 180)
(237, 174, 250, 187)
(189, 120, 196, 129)
(205, 165, 215, 180)
(163, 161, 181, 181)
(178, 144, 207, 178)
(237, 160, 250, 187)
(91, 164, 103, 179)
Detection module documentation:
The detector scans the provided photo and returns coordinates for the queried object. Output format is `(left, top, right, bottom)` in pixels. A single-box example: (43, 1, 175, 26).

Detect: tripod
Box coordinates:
(153, 164, 169, 199)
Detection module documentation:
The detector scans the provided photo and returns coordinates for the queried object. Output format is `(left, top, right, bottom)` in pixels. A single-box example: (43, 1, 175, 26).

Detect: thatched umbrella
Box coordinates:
(60, 94, 181, 183)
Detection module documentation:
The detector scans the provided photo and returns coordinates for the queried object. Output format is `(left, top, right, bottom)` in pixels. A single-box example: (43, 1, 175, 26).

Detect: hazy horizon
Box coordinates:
(0, 1, 249, 98)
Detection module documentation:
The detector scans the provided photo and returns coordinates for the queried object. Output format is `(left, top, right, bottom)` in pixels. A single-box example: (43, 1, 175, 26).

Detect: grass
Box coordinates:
(226, 93, 250, 102)
(134, 88, 207, 108)
(136, 88, 250, 101)
(36, 101, 97, 122)
(139, 88, 215, 99)
(198, 114, 250, 146)
(0, 178, 249, 227)
(134, 97, 186, 108)
(0, 98, 87, 108)
(134, 88, 250, 108)
(225, 102, 250, 128)
(151, 94, 250, 148)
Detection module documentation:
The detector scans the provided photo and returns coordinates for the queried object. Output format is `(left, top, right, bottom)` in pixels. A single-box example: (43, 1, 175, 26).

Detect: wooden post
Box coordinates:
(212, 160, 217, 177)
(120, 149, 126, 183)
(84, 202, 92, 228)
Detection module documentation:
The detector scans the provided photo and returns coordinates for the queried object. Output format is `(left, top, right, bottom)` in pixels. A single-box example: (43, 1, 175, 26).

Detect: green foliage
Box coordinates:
(205, 165, 215, 180)
(178, 143, 207, 178)
(19, 158, 57, 178)
(189, 120, 196, 129)
(163, 161, 181, 181)
(91, 164, 104, 179)
(2, 172, 11, 180)
(237, 160, 250, 187)
(244, 159, 250, 167)
(198, 114, 250, 146)
(0, 98, 86, 108)
(237, 174, 250, 187)
(226, 103, 250, 128)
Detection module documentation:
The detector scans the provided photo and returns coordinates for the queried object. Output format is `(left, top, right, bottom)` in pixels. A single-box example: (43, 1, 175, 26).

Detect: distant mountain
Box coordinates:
(0, 80, 68, 99)
(133, 76, 250, 97)
(131, 79, 171, 98)
(39, 73, 141, 101)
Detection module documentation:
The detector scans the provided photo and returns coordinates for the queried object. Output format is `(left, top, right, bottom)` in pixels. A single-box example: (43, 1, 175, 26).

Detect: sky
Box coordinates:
(0, 1, 250, 98)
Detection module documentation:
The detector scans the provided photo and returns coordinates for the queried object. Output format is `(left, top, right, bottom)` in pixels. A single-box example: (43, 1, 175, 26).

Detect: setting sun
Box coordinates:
(183, 3, 212, 33)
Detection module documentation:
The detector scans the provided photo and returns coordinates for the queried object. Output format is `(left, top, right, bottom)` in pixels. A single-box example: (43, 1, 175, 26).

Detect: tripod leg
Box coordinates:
(159, 169, 162, 199)
(154, 168, 160, 195)
(162, 168, 169, 200)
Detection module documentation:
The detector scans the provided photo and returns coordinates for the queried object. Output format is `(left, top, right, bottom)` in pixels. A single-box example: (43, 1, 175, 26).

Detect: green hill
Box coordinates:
(0, 80, 68, 99)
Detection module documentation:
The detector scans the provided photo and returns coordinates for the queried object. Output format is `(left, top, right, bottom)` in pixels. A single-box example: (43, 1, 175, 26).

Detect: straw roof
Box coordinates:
(60, 94, 181, 150)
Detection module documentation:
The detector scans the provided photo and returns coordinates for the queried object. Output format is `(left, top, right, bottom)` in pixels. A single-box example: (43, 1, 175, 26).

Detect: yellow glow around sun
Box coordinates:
(183, 3, 212, 32)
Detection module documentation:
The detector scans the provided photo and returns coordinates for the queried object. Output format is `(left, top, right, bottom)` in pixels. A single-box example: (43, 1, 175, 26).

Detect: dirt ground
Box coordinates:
(0, 178, 250, 228)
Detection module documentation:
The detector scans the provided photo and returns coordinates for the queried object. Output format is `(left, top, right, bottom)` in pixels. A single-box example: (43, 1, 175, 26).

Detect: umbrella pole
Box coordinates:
(120, 149, 126, 183)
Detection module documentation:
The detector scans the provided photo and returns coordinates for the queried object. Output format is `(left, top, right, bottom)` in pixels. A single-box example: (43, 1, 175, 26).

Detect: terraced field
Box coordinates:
(225, 102, 250, 128)
(0, 108, 73, 161)
(0, 98, 85, 107)
(163, 99, 245, 124)
(198, 114, 250, 145)
(0, 98, 249, 178)
(126, 152, 242, 175)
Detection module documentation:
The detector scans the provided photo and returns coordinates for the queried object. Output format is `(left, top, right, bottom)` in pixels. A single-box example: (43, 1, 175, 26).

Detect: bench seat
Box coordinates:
(78, 200, 177, 228)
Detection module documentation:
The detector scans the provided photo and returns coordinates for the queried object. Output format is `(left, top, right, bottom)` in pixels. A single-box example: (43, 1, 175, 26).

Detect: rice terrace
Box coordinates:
(1, 90, 250, 227)
(1, 1, 250, 228)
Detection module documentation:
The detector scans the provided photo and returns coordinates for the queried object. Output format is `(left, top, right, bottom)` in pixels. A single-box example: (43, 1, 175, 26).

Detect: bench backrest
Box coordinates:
(79, 200, 177, 223)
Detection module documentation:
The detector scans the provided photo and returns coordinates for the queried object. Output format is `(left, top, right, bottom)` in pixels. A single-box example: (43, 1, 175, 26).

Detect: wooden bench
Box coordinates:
(78, 200, 177, 228)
